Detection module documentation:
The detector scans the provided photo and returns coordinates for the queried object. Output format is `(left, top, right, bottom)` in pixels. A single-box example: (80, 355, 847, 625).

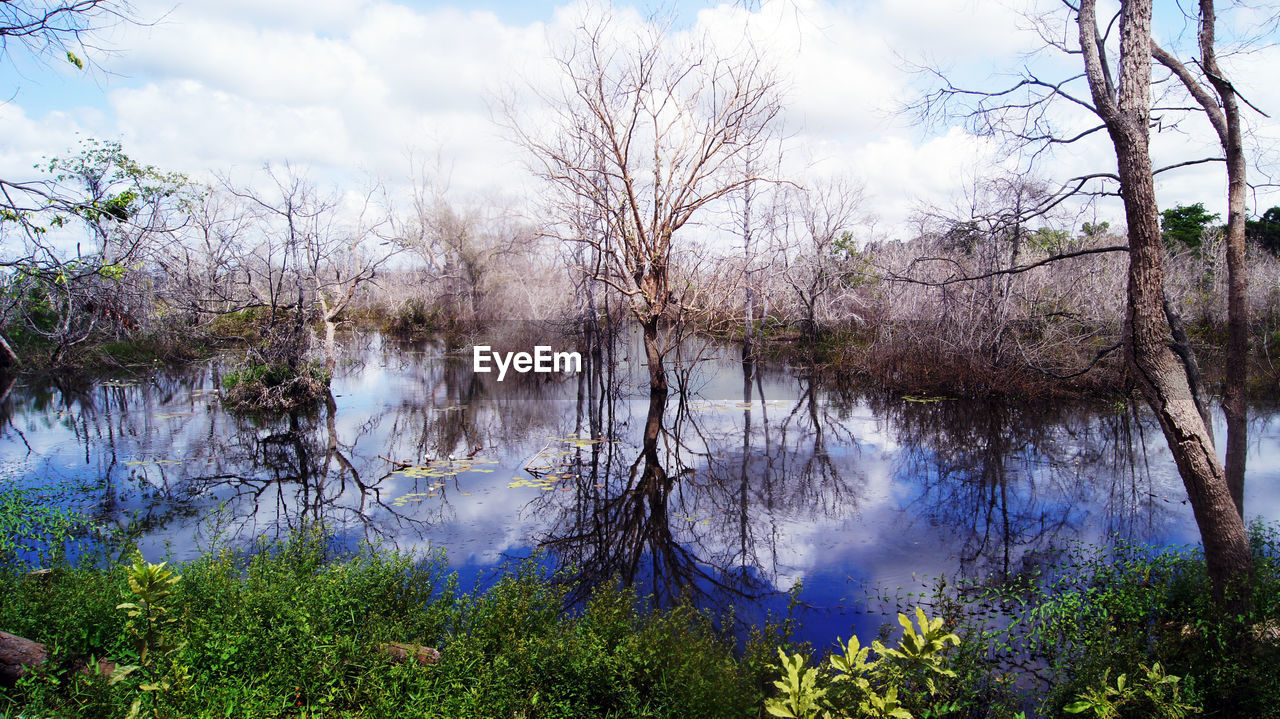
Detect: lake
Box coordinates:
(4, 329, 1279, 649)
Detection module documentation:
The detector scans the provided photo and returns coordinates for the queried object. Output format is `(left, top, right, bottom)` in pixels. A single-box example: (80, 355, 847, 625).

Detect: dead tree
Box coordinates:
(514, 8, 783, 394)
(1151, 2, 1257, 517)
(915, 0, 1253, 601)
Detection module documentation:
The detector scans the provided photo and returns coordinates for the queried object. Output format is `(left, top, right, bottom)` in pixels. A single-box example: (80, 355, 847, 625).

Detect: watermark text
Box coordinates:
(473, 345, 582, 381)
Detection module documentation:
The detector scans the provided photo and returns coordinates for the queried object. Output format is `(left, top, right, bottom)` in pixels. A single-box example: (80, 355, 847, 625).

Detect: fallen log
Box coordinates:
(0, 631, 47, 685)
(378, 642, 440, 666)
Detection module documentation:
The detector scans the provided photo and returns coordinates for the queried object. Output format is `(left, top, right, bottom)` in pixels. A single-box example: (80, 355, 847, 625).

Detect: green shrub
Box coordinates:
(384, 298, 438, 335)
(0, 529, 773, 719)
(220, 360, 329, 412)
(765, 608, 980, 719)
(936, 524, 1280, 718)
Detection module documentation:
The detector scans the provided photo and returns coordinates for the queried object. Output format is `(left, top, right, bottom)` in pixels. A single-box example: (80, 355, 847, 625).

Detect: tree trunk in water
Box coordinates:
(0, 631, 46, 686)
(1078, 0, 1251, 603)
(1153, 1, 1250, 518)
(324, 319, 337, 377)
(642, 317, 667, 394)
(0, 334, 19, 368)
(1185, 0, 1250, 517)
(1122, 138, 1251, 602)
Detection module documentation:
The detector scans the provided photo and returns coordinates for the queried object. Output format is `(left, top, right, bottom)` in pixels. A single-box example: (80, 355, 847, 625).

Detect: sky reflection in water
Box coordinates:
(3, 331, 1279, 649)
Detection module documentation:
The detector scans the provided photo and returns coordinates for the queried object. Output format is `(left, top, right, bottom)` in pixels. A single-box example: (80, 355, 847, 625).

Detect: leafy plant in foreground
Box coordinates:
(112, 554, 191, 719)
(1063, 663, 1200, 719)
(766, 607, 961, 719)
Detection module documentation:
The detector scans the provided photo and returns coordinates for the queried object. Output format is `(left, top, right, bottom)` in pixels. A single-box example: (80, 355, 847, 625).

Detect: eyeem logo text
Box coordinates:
(473, 345, 582, 381)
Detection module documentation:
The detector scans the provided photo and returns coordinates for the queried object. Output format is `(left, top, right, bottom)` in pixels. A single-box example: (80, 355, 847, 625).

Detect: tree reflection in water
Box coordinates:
(881, 394, 1182, 582)
(0, 331, 1250, 639)
(538, 349, 866, 611)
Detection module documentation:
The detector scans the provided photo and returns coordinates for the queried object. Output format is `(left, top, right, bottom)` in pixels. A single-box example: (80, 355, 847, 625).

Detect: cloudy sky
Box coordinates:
(3, 0, 1279, 238)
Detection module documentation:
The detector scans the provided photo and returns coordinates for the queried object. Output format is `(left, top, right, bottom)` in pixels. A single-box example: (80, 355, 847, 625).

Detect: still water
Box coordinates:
(4, 330, 1280, 647)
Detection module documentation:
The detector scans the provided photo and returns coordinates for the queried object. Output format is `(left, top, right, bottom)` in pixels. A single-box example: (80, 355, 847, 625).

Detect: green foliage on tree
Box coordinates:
(1160, 203, 1219, 254)
(1246, 207, 1280, 255)
(0, 139, 196, 365)
(1080, 221, 1110, 238)
(1030, 227, 1070, 253)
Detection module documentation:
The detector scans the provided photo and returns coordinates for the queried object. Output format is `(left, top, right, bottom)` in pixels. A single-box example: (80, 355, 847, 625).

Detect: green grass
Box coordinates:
(3, 495, 1278, 719)
(220, 361, 330, 413)
(926, 522, 1280, 718)
(0, 529, 779, 718)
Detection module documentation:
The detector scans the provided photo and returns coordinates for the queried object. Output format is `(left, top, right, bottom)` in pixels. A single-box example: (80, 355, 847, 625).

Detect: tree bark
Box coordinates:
(1200, 0, 1250, 518)
(323, 318, 337, 377)
(0, 631, 47, 686)
(642, 316, 668, 394)
(1078, 0, 1251, 602)
(0, 333, 19, 367)
(1152, 0, 1250, 518)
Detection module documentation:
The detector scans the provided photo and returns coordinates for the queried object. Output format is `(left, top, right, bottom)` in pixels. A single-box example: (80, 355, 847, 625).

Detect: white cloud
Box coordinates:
(0, 105, 92, 177)
(2, 0, 1276, 236)
(110, 80, 354, 171)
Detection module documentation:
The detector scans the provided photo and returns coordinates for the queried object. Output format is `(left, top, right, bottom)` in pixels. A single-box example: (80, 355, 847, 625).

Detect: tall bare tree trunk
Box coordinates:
(323, 318, 337, 377)
(1153, 0, 1250, 517)
(1079, 0, 1251, 602)
(1202, 0, 1250, 518)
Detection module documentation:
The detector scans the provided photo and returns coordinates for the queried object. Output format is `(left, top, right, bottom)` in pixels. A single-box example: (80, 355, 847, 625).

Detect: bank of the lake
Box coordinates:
(2, 521, 1279, 719)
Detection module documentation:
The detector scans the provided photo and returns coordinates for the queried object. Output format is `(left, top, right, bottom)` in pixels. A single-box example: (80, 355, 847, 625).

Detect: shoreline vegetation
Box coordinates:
(6, 236, 1280, 405)
(1, 502, 1278, 719)
(3, 143, 1279, 410)
(5, 192, 1280, 406)
(2, 139, 1278, 408)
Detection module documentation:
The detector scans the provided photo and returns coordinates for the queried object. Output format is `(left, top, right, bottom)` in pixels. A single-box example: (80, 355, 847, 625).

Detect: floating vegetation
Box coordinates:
(125, 458, 187, 466)
(391, 491, 438, 507)
(674, 513, 711, 525)
(509, 477, 555, 490)
(392, 458, 499, 479)
(901, 395, 954, 403)
(684, 399, 794, 413)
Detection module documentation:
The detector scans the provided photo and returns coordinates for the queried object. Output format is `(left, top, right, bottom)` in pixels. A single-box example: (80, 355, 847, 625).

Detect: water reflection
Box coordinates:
(2, 332, 1277, 646)
(882, 397, 1177, 582)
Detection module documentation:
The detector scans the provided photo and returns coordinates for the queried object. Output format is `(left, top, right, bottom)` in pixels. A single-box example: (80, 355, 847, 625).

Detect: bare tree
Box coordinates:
(302, 189, 393, 376)
(388, 168, 531, 331)
(0, 0, 136, 72)
(776, 177, 865, 343)
(915, 0, 1254, 599)
(225, 166, 397, 376)
(515, 9, 783, 394)
(1151, 2, 1255, 516)
(1076, 0, 1250, 602)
